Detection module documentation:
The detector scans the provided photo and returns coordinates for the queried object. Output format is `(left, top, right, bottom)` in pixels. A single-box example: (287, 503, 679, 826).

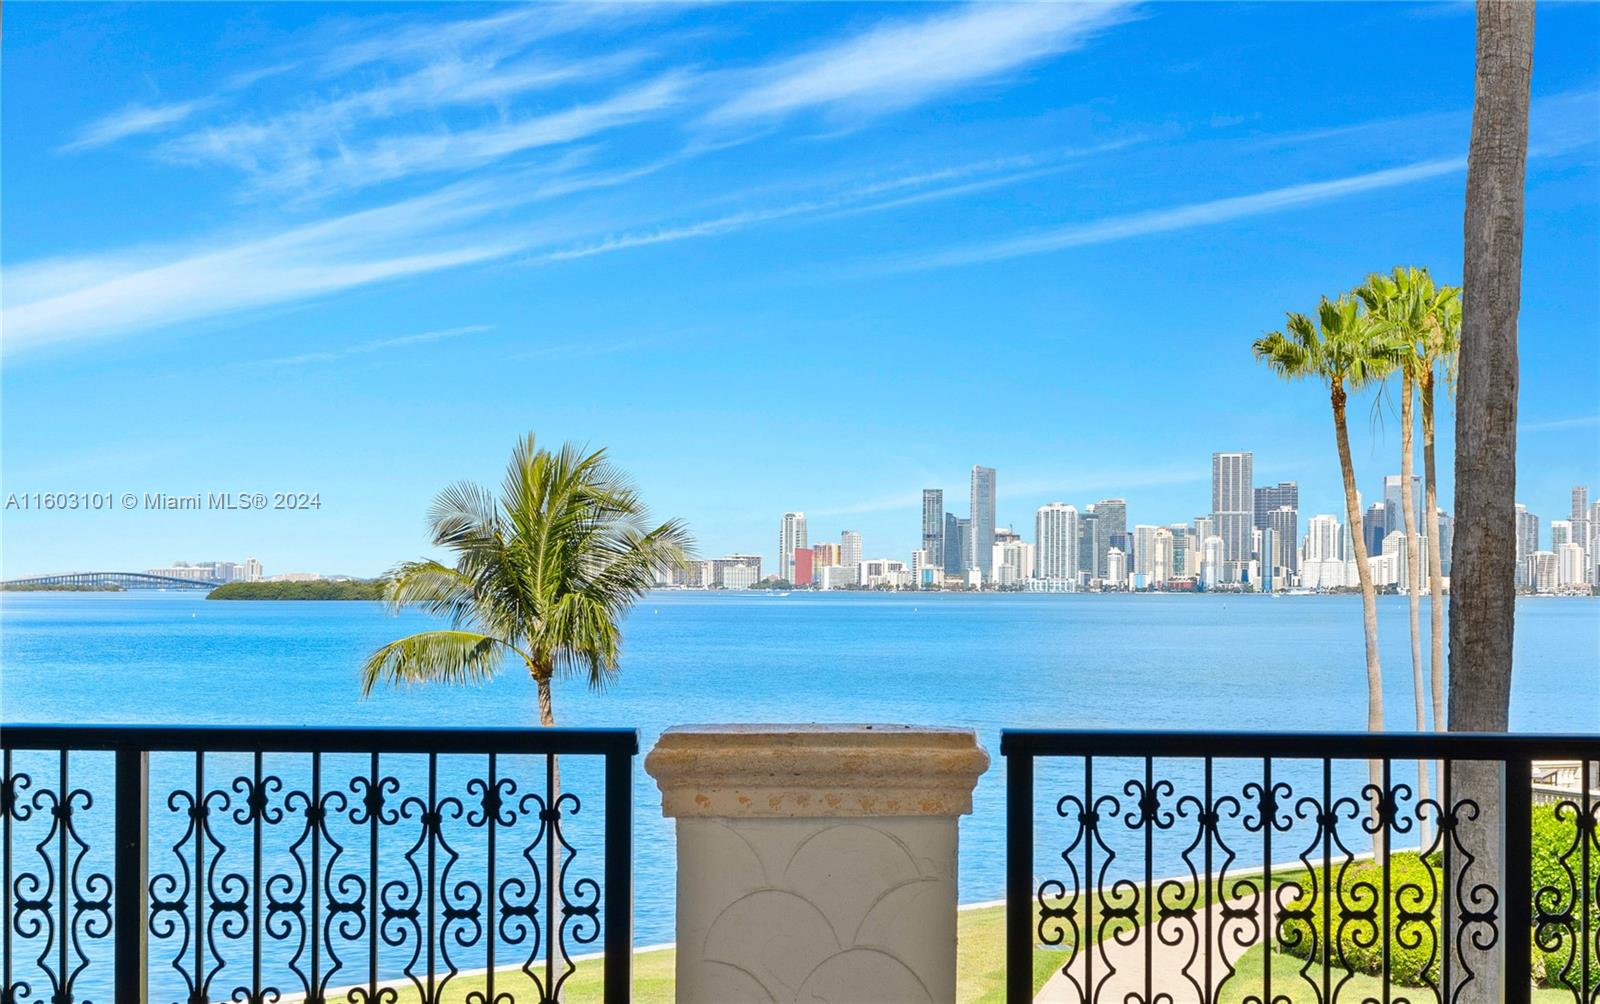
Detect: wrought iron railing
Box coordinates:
(0, 724, 636, 1003)
(1004, 730, 1600, 1004)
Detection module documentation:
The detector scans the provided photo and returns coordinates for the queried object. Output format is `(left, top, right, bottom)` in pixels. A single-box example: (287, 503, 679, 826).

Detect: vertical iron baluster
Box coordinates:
(1582, 759, 1592, 1004)
(1321, 759, 1331, 1004)
(59, 750, 69, 997)
(1382, 758, 1392, 1004)
(1263, 757, 1272, 1004)
(1144, 756, 1154, 1004)
(546, 753, 557, 1001)
(311, 752, 321, 1002)
(369, 752, 379, 1001)
(604, 744, 634, 1004)
(1005, 743, 1032, 1004)
(1442, 759, 1452, 1000)
(427, 753, 437, 1004)
(114, 747, 148, 1004)
(1204, 757, 1214, 1004)
(1085, 755, 1094, 1003)
(486, 754, 497, 1004)
(1504, 755, 1532, 1004)
(4, 748, 13, 1001)
(253, 751, 264, 1001)
(193, 751, 208, 999)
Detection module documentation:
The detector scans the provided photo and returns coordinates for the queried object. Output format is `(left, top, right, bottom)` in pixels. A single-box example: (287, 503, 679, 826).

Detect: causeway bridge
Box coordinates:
(1, 571, 223, 590)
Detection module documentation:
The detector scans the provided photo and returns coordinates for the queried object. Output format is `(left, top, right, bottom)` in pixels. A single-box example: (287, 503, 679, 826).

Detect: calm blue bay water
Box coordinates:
(2, 591, 1596, 996)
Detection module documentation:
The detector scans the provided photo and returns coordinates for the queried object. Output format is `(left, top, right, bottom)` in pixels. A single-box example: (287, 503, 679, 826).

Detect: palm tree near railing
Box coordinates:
(1254, 296, 1402, 818)
(1359, 266, 1458, 837)
(362, 433, 694, 726)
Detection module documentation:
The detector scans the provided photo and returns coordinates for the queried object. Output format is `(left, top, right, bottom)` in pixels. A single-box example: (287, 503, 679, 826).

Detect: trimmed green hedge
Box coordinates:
(1276, 806, 1598, 991)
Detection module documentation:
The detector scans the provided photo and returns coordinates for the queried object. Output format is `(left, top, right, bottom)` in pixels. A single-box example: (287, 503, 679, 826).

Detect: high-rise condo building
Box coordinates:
(1552, 520, 1573, 549)
(1558, 542, 1586, 588)
(1078, 510, 1100, 577)
(942, 514, 968, 575)
(1105, 547, 1127, 588)
(841, 530, 862, 568)
(1514, 504, 1538, 586)
(1383, 474, 1423, 536)
(1304, 515, 1342, 561)
(1364, 503, 1389, 560)
(1133, 524, 1161, 580)
(1151, 527, 1175, 584)
(780, 513, 807, 584)
(969, 466, 997, 581)
(921, 489, 945, 569)
(1095, 499, 1127, 579)
(1571, 486, 1590, 563)
(1268, 506, 1299, 577)
(792, 548, 814, 587)
(1168, 523, 1195, 578)
(1436, 510, 1455, 575)
(811, 543, 840, 569)
(1253, 482, 1299, 531)
(1035, 503, 1079, 581)
(1211, 452, 1253, 580)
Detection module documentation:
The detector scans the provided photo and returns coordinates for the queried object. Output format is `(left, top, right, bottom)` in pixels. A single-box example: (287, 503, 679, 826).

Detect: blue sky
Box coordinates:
(3, 1, 1597, 578)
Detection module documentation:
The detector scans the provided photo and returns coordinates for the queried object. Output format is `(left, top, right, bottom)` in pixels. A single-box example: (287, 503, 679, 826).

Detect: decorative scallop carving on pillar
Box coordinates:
(646, 725, 990, 1004)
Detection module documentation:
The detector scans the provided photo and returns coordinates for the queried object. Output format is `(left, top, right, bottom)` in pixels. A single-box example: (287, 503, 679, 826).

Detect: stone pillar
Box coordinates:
(645, 725, 989, 1004)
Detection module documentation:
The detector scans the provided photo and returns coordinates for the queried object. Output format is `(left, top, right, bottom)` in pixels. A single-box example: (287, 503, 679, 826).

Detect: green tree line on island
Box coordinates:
(207, 580, 387, 600)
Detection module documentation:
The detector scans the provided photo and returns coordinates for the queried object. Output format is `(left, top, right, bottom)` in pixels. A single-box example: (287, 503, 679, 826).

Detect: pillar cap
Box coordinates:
(644, 724, 990, 818)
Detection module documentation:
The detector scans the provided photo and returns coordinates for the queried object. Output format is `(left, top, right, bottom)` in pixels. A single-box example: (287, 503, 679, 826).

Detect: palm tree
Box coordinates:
(1359, 267, 1455, 838)
(1254, 296, 1399, 812)
(362, 434, 694, 726)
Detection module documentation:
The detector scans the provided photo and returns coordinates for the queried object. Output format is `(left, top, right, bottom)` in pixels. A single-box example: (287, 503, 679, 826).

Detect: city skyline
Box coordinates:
(747, 452, 1593, 594)
(3, 4, 1597, 577)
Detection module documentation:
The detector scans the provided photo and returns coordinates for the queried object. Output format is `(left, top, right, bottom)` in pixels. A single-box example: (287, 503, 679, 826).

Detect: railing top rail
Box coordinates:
(0, 722, 640, 755)
(1000, 728, 1600, 759)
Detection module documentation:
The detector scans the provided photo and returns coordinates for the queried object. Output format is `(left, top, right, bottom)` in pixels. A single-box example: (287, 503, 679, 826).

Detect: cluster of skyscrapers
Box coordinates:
(1515, 486, 1599, 594)
(145, 557, 264, 583)
(658, 456, 1594, 595)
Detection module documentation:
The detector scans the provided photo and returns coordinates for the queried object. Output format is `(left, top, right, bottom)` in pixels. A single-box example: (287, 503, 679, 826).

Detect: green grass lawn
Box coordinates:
(1220, 943, 1574, 1004)
(377, 903, 1058, 1003)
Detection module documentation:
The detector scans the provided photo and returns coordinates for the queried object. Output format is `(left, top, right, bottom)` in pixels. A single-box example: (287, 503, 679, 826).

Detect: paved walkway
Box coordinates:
(1035, 898, 1268, 1003)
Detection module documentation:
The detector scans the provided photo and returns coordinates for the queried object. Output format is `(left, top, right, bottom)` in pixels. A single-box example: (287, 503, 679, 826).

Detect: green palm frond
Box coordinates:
(360, 630, 513, 695)
(365, 432, 697, 712)
(384, 560, 480, 628)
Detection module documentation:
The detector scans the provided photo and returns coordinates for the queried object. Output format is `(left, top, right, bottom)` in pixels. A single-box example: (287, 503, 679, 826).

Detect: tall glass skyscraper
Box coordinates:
(1035, 503, 1079, 581)
(780, 512, 807, 584)
(969, 465, 996, 580)
(943, 514, 968, 575)
(1211, 452, 1253, 580)
(921, 489, 944, 569)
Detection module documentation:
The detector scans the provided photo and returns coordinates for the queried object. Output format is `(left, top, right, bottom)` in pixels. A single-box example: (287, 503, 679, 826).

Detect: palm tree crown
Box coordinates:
(362, 434, 694, 725)
(1251, 295, 1399, 390)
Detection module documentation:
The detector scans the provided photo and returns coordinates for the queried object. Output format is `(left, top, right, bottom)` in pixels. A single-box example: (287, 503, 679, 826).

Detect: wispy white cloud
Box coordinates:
(1519, 414, 1600, 433)
(874, 156, 1466, 274)
(162, 51, 656, 195)
(62, 99, 215, 152)
(530, 146, 1131, 264)
(2, 185, 543, 355)
(276, 73, 690, 198)
(707, 2, 1137, 125)
(255, 324, 493, 367)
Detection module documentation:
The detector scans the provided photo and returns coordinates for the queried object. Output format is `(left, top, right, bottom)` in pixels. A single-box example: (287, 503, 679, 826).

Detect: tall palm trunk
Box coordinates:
(1451, 3, 1533, 1001)
(1422, 372, 1447, 731)
(1422, 370, 1447, 824)
(1333, 381, 1385, 847)
(536, 674, 556, 726)
(1399, 373, 1431, 840)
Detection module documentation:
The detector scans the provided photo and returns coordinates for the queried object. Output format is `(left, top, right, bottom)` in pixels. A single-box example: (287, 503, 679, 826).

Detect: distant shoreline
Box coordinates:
(207, 580, 385, 600)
